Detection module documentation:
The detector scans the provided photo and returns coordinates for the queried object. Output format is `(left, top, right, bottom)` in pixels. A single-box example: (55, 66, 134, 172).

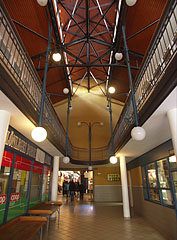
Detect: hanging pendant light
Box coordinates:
(37, 0, 48, 7)
(31, 127, 47, 142)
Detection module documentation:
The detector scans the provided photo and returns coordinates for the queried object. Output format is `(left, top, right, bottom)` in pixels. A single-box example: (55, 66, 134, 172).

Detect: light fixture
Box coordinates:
(126, 0, 137, 7)
(63, 88, 69, 94)
(106, 104, 109, 110)
(88, 165, 93, 171)
(169, 155, 176, 163)
(31, 127, 47, 142)
(115, 52, 123, 61)
(77, 121, 81, 126)
(37, 0, 48, 7)
(69, 105, 72, 111)
(131, 126, 146, 141)
(108, 86, 115, 94)
(100, 122, 104, 126)
(63, 156, 70, 164)
(109, 156, 118, 164)
(52, 52, 61, 62)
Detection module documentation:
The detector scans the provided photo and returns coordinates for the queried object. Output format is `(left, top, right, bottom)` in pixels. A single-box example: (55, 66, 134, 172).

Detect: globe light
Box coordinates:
(115, 52, 123, 61)
(63, 156, 70, 164)
(77, 122, 81, 126)
(52, 52, 61, 62)
(108, 86, 115, 94)
(106, 104, 109, 110)
(109, 156, 118, 164)
(31, 127, 47, 142)
(126, 0, 137, 7)
(100, 122, 104, 126)
(88, 165, 93, 171)
(63, 88, 69, 94)
(37, 0, 48, 7)
(131, 126, 146, 141)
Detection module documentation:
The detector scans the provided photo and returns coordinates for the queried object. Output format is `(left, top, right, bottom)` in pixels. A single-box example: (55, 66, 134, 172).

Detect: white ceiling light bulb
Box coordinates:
(126, 0, 137, 7)
(131, 126, 146, 141)
(37, 0, 48, 7)
(108, 86, 115, 94)
(31, 127, 47, 142)
(100, 122, 104, 126)
(115, 52, 123, 61)
(63, 88, 69, 94)
(52, 52, 61, 62)
(109, 156, 118, 164)
(63, 156, 70, 164)
(106, 105, 109, 110)
(88, 165, 93, 171)
(77, 122, 81, 126)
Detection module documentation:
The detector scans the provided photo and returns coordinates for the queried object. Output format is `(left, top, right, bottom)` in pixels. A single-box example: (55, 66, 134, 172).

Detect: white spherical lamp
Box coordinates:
(63, 156, 70, 164)
(77, 122, 81, 126)
(131, 126, 146, 141)
(52, 52, 61, 62)
(88, 165, 93, 171)
(108, 86, 115, 94)
(115, 52, 123, 61)
(37, 0, 48, 7)
(31, 127, 47, 142)
(126, 0, 137, 7)
(63, 88, 69, 94)
(109, 156, 117, 164)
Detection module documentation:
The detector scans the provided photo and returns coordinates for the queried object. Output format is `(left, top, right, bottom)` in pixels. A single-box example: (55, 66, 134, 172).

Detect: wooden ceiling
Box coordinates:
(2, 0, 167, 150)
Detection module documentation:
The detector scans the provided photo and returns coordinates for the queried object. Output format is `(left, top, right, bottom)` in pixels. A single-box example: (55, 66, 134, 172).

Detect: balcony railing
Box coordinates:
(0, 3, 69, 156)
(113, 0, 177, 153)
(0, 1, 176, 163)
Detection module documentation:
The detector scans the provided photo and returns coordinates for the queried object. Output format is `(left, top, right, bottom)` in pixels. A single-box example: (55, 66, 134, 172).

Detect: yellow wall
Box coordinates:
(130, 167, 142, 186)
(94, 166, 121, 185)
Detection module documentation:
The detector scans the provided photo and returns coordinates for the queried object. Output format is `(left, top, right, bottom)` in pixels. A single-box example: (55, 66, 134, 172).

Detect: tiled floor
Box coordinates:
(47, 194, 166, 240)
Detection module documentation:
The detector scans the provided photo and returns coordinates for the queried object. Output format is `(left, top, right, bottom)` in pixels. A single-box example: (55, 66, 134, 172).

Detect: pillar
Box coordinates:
(120, 156, 130, 218)
(0, 110, 11, 170)
(128, 170, 133, 207)
(51, 156, 59, 218)
(167, 108, 177, 157)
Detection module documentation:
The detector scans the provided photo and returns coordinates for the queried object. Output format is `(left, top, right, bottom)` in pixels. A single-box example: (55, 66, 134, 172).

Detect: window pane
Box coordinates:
(161, 189, 173, 205)
(150, 189, 160, 202)
(169, 155, 177, 169)
(172, 171, 177, 200)
(147, 163, 157, 187)
(142, 167, 147, 188)
(157, 159, 170, 188)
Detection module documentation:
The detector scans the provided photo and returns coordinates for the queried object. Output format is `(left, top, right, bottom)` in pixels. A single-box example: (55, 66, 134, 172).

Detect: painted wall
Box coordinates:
(94, 166, 122, 202)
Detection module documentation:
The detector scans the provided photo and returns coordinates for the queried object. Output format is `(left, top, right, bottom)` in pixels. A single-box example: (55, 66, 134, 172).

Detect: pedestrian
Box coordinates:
(69, 180, 75, 201)
(79, 182, 85, 200)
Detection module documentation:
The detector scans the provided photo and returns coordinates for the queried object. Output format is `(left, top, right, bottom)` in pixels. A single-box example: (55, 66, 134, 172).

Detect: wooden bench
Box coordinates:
(0, 216, 47, 240)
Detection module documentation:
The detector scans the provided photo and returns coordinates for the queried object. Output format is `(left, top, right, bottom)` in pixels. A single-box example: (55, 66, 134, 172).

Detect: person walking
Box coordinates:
(69, 180, 75, 201)
(79, 182, 85, 200)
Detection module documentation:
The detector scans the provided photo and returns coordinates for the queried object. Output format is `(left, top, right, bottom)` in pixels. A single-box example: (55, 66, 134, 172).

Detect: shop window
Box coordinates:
(142, 157, 174, 207)
(42, 166, 50, 202)
(7, 155, 32, 222)
(0, 151, 13, 225)
(29, 162, 43, 209)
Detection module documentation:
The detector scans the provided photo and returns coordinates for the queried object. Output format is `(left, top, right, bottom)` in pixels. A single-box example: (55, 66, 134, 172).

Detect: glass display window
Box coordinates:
(7, 155, 32, 222)
(169, 155, 177, 169)
(171, 171, 177, 201)
(0, 151, 13, 224)
(42, 166, 50, 202)
(147, 163, 157, 188)
(29, 162, 43, 209)
(157, 159, 170, 188)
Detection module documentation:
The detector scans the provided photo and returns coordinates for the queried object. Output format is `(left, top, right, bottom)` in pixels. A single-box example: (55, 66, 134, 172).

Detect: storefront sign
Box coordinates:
(10, 193, 20, 202)
(0, 195, 6, 205)
(5, 126, 52, 165)
(107, 174, 120, 181)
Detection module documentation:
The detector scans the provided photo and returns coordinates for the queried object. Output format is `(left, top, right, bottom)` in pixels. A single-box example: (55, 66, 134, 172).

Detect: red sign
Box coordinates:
(10, 193, 20, 202)
(0, 194, 7, 205)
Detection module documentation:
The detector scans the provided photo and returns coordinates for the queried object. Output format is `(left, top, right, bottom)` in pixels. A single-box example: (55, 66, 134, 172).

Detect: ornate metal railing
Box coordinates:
(113, 0, 177, 152)
(0, 3, 70, 155)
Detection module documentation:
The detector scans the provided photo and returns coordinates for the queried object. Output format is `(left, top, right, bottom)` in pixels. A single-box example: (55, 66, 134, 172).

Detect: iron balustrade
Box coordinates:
(113, 0, 177, 152)
(0, 4, 69, 155)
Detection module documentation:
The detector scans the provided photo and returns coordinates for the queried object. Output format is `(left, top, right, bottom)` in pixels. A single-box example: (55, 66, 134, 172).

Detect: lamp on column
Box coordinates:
(77, 121, 104, 170)
(107, 96, 117, 164)
(31, 24, 52, 142)
(122, 25, 146, 141)
(63, 94, 71, 164)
